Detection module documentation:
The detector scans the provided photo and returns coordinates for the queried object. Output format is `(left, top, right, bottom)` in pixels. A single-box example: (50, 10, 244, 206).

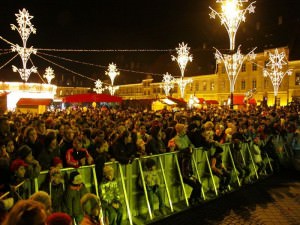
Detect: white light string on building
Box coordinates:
(263, 48, 292, 105)
(209, 0, 256, 51)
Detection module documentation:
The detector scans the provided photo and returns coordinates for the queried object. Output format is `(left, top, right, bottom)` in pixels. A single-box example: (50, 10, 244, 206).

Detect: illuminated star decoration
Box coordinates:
(209, 0, 256, 50)
(93, 79, 106, 94)
(263, 48, 293, 97)
(11, 8, 37, 82)
(43, 67, 55, 84)
(105, 63, 120, 86)
(171, 42, 193, 77)
(215, 45, 256, 93)
(160, 72, 175, 96)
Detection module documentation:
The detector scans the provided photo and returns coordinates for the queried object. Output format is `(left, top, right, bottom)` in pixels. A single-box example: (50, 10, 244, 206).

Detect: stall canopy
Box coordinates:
(17, 98, 52, 106)
(206, 100, 219, 105)
(233, 95, 256, 105)
(63, 93, 122, 103)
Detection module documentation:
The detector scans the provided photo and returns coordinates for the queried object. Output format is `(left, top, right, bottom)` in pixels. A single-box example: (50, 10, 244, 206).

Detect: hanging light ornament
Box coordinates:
(171, 42, 193, 78)
(176, 77, 193, 99)
(11, 8, 37, 82)
(160, 72, 175, 96)
(107, 85, 119, 96)
(93, 79, 106, 94)
(209, 0, 256, 51)
(105, 63, 120, 86)
(263, 48, 292, 106)
(43, 67, 55, 84)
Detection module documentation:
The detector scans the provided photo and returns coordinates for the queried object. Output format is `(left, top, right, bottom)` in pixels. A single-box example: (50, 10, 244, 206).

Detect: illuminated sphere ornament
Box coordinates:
(11, 8, 37, 82)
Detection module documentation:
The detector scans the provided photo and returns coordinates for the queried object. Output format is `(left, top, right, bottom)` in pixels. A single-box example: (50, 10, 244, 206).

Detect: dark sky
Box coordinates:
(0, 0, 299, 86)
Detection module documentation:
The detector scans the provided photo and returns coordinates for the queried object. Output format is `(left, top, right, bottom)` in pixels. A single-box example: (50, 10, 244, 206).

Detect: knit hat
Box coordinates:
(46, 212, 72, 225)
(69, 171, 83, 185)
(10, 159, 28, 172)
(17, 145, 32, 160)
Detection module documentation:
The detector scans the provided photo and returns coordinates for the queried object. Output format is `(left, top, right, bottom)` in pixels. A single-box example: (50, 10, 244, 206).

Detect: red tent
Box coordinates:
(62, 93, 122, 103)
(206, 100, 219, 105)
(233, 95, 256, 105)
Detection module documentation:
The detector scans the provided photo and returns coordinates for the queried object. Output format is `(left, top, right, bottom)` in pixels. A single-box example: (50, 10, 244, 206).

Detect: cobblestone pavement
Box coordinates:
(149, 170, 300, 225)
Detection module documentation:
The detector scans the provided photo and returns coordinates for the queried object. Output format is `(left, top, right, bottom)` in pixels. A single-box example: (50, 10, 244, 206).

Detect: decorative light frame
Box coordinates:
(171, 42, 193, 77)
(160, 72, 175, 96)
(93, 79, 106, 94)
(105, 63, 120, 86)
(43, 67, 55, 84)
(176, 77, 193, 99)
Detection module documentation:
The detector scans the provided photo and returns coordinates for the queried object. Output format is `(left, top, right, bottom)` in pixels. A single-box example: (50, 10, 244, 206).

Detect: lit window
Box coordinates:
(252, 79, 257, 89)
(242, 64, 246, 72)
(241, 80, 246, 90)
(252, 63, 257, 71)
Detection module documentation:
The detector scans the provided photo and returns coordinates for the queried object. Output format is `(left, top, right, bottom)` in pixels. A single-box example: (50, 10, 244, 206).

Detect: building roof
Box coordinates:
(17, 98, 52, 106)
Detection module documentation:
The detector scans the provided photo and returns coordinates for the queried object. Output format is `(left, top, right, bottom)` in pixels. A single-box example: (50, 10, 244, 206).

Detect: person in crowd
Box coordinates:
(211, 146, 231, 194)
(66, 136, 94, 168)
(64, 171, 88, 224)
(187, 115, 203, 148)
(46, 212, 73, 225)
(82, 128, 92, 149)
(0, 197, 14, 224)
(24, 126, 43, 159)
(136, 139, 147, 157)
(251, 136, 266, 176)
(0, 139, 9, 160)
(173, 123, 194, 151)
(111, 126, 136, 164)
(36, 120, 47, 145)
(5, 137, 16, 162)
(80, 193, 104, 225)
(142, 158, 166, 216)
(0, 158, 11, 196)
(99, 165, 123, 225)
(0, 117, 11, 140)
(17, 145, 41, 179)
(146, 126, 166, 155)
(38, 132, 61, 170)
(59, 127, 75, 166)
(2, 199, 47, 225)
(30, 191, 52, 216)
(56, 124, 65, 144)
(136, 123, 151, 144)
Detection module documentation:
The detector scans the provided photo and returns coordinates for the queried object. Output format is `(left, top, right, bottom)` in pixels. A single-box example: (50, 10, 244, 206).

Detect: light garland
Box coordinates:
(209, 0, 256, 50)
(160, 72, 175, 96)
(10, 8, 37, 82)
(43, 66, 55, 84)
(29, 58, 46, 83)
(263, 48, 292, 98)
(171, 42, 193, 77)
(0, 54, 18, 70)
(214, 45, 256, 93)
(37, 48, 174, 52)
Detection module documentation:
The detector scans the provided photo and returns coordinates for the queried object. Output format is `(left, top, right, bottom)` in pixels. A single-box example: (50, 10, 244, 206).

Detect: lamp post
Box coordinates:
(160, 72, 175, 96)
(263, 48, 292, 108)
(93, 79, 106, 94)
(105, 63, 120, 96)
(11, 8, 37, 82)
(214, 46, 256, 108)
(43, 67, 55, 84)
(209, 0, 256, 51)
(209, 0, 256, 109)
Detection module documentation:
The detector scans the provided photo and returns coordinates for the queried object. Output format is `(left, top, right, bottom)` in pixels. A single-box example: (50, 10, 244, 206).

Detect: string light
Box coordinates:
(263, 48, 292, 105)
(209, 0, 256, 50)
(0, 54, 18, 70)
(37, 48, 174, 52)
(160, 72, 175, 96)
(29, 58, 46, 83)
(171, 42, 193, 78)
(43, 66, 55, 84)
(11, 8, 37, 82)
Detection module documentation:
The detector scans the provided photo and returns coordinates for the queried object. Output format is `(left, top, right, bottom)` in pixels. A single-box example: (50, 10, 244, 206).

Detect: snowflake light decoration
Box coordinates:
(263, 48, 293, 97)
(215, 45, 256, 93)
(107, 85, 119, 96)
(176, 77, 193, 99)
(93, 79, 106, 94)
(11, 8, 37, 82)
(171, 42, 193, 77)
(209, 0, 256, 50)
(43, 67, 55, 84)
(105, 63, 120, 86)
(160, 72, 175, 96)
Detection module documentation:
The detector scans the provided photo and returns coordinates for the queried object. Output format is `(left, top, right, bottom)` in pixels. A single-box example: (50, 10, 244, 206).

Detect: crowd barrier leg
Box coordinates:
(191, 155, 206, 200)
(137, 159, 153, 220)
(158, 156, 174, 212)
(118, 164, 133, 225)
(246, 143, 259, 179)
(265, 153, 273, 173)
(174, 154, 189, 207)
(204, 151, 218, 196)
(227, 147, 241, 187)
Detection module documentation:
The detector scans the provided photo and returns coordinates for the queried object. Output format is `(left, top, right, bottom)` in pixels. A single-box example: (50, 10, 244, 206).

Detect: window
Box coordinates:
(252, 63, 257, 71)
(241, 80, 246, 90)
(241, 64, 246, 72)
(195, 82, 199, 91)
(252, 79, 257, 89)
(295, 72, 300, 86)
(210, 82, 215, 91)
(203, 81, 207, 91)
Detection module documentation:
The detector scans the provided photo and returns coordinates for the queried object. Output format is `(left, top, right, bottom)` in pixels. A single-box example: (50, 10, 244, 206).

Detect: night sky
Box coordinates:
(0, 0, 299, 86)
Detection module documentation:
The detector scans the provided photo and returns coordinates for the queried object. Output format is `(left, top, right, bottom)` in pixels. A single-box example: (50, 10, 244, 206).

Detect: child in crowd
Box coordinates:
(143, 158, 166, 216)
(80, 193, 104, 225)
(17, 145, 41, 179)
(64, 171, 88, 224)
(99, 165, 123, 225)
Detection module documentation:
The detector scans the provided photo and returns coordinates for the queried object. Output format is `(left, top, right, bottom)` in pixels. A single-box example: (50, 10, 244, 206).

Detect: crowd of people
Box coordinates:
(0, 104, 299, 225)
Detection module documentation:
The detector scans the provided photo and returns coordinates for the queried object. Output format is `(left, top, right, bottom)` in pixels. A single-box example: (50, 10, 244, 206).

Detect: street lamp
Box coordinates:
(209, 0, 256, 51)
(11, 8, 37, 82)
(105, 63, 120, 96)
(263, 48, 292, 108)
(93, 79, 106, 94)
(43, 67, 55, 84)
(214, 46, 256, 108)
(160, 72, 175, 96)
(171, 42, 193, 78)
